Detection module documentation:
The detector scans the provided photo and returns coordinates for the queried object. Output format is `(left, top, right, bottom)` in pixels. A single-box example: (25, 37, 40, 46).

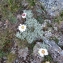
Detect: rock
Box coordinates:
(13, 59, 19, 63)
(32, 42, 44, 63)
(58, 36, 63, 46)
(1, 57, 7, 63)
(16, 43, 44, 63)
(21, 0, 29, 7)
(42, 22, 47, 28)
(13, 58, 19, 63)
(18, 47, 28, 60)
(43, 37, 63, 63)
(44, 19, 52, 24)
(17, 14, 22, 21)
(45, 31, 52, 38)
(39, 0, 63, 16)
(11, 47, 15, 54)
(53, 26, 58, 31)
(58, 21, 63, 33)
(30, 56, 43, 63)
(11, 42, 18, 54)
(3, 57, 7, 60)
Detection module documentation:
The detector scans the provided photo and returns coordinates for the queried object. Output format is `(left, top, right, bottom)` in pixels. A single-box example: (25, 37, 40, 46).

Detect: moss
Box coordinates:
(27, 42, 35, 53)
(0, 50, 7, 58)
(47, 22, 52, 27)
(54, 38, 59, 44)
(27, 0, 35, 6)
(53, 11, 63, 23)
(8, 12, 18, 24)
(15, 38, 28, 48)
(54, 16, 62, 23)
(2, 41, 13, 52)
(60, 10, 63, 17)
(59, 46, 63, 50)
(44, 55, 53, 62)
(49, 37, 59, 44)
(7, 53, 16, 63)
(0, 0, 22, 23)
(37, 16, 44, 24)
(41, 5, 45, 11)
(0, 28, 14, 53)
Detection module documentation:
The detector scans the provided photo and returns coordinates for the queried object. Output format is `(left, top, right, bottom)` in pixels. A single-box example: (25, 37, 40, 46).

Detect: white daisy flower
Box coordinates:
(21, 13, 26, 18)
(18, 24, 26, 32)
(38, 48, 48, 57)
(45, 61, 50, 63)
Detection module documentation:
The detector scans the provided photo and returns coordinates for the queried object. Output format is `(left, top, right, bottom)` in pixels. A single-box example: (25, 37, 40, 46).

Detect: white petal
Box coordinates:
(20, 24, 22, 26)
(22, 13, 26, 18)
(45, 51, 48, 55)
(18, 24, 26, 32)
(38, 48, 48, 57)
(45, 61, 50, 63)
(38, 49, 44, 57)
(38, 51, 44, 57)
(43, 49, 48, 55)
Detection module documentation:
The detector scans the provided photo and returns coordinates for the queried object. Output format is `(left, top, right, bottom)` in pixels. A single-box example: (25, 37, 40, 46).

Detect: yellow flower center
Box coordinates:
(21, 26, 24, 29)
(41, 50, 45, 54)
